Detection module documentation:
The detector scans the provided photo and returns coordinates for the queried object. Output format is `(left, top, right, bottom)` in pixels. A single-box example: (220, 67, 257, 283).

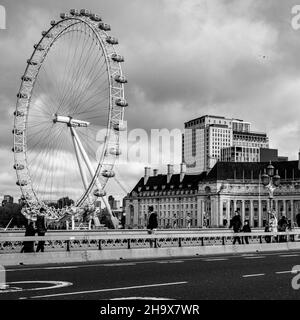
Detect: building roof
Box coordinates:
(233, 131, 267, 138)
(127, 161, 300, 197)
(130, 172, 207, 195)
(206, 161, 300, 181)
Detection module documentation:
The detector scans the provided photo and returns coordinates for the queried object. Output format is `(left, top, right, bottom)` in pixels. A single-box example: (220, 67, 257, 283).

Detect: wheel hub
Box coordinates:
(52, 114, 90, 127)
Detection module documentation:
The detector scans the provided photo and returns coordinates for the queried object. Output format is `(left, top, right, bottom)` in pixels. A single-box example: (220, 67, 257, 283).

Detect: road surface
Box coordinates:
(1, 249, 300, 300)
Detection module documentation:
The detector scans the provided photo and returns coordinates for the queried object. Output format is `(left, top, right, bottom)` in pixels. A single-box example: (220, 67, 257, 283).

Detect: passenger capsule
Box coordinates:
(114, 75, 127, 84)
(50, 20, 56, 26)
(17, 93, 28, 99)
(42, 31, 53, 38)
(109, 147, 122, 156)
(106, 36, 118, 45)
(80, 9, 91, 16)
(113, 122, 127, 131)
(90, 13, 101, 22)
(111, 53, 124, 63)
(34, 44, 45, 51)
(12, 146, 23, 153)
(60, 13, 70, 19)
(93, 189, 106, 197)
(101, 170, 115, 178)
(27, 59, 38, 66)
(14, 110, 25, 117)
(98, 22, 111, 31)
(21, 75, 32, 82)
(16, 180, 28, 187)
(115, 98, 128, 107)
(12, 129, 23, 135)
(14, 164, 25, 170)
(70, 9, 80, 16)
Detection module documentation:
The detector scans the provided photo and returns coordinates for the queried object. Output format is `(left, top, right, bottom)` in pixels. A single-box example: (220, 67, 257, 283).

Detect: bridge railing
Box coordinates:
(1, 230, 300, 254)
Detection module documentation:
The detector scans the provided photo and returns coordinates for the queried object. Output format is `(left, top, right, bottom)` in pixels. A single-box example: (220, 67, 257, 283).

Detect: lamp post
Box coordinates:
(261, 162, 280, 223)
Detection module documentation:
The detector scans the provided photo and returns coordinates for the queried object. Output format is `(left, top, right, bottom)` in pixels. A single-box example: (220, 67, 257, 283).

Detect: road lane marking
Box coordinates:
(243, 273, 265, 278)
(43, 266, 78, 270)
(103, 263, 136, 267)
(110, 297, 174, 300)
(244, 256, 265, 259)
(276, 270, 300, 274)
(241, 254, 257, 257)
(278, 254, 299, 257)
(24, 281, 188, 299)
(204, 258, 228, 261)
(156, 260, 184, 264)
(0, 281, 72, 293)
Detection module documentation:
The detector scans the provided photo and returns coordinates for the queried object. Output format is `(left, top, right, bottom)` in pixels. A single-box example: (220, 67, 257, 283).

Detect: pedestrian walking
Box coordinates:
(241, 220, 251, 244)
(147, 206, 158, 233)
(36, 209, 47, 252)
(296, 213, 300, 227)
(20, 221, 36, 253)
(147, 206, 158, 248)
(264, 222, 271, 243)
(278, 215, 288, 242)
(269, 213, 278, 243)
(186, 213, 191, 229)
(121, 212, 126, 229)
(229, 210, 242, 244)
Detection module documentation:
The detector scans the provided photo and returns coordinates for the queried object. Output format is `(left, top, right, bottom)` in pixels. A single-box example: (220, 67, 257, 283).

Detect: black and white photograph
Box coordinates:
(1, 0, 300, 313)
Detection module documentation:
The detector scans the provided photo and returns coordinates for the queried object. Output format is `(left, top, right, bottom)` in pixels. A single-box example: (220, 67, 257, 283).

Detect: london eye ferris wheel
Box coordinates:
(12, 9, 128, 220)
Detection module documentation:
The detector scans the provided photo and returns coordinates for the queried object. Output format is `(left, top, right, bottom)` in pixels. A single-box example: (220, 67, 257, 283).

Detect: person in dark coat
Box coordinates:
(147, 206, 158, 248)
(121, 212, 126, 229)
(241, 220, 251, 244)
(36, 209, 47, 252)
(21, 221, 36, 253)
(296, 213, 300, 227)
(229, 210, 242, 244)
(148, 212, 158, 231)
(264, 221, 271, 243)
(278, 216, 288, 242)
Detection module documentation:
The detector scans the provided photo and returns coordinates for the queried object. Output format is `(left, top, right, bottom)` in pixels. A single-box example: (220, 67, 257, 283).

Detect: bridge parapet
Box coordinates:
(1, 230, 300, 254)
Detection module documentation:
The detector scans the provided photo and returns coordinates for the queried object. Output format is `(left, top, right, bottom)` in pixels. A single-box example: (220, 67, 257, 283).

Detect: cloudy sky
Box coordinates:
(1, 0, 300, 201)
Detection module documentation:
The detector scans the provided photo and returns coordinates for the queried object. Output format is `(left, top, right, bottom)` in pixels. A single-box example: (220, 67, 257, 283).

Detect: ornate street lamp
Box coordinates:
(261, 162, 280, 222)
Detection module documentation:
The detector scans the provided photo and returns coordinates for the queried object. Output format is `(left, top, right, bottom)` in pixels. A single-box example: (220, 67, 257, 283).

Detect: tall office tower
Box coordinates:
(183, 115, 269, 173)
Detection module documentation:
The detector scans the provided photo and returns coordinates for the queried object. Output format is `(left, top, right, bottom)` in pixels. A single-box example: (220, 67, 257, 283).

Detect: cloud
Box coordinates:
(1, 0, 300, 202)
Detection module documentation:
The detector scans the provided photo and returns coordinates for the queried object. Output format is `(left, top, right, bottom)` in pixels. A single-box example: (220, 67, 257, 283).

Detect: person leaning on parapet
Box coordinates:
(36, 208, 47, 252)
(229, 210, 242, 244)
(241, 220, 251, 244)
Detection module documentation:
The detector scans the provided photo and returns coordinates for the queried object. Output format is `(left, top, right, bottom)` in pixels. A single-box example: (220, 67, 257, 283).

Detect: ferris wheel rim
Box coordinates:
(13, 10, 127, 211)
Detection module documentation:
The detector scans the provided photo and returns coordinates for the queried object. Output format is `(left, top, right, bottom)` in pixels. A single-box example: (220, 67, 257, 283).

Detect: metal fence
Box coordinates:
(1, 230, 300, 254)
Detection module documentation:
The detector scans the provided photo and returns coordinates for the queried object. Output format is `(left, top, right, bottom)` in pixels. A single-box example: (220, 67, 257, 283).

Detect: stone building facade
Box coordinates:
(123, 161, 300, 229)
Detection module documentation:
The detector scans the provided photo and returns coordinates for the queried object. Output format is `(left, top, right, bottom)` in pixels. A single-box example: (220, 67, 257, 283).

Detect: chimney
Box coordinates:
(144, 167, 150, 185)
(167, 164, 174, 184)
(153, 169, 158, 177)
(180, 163, 186, 182)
